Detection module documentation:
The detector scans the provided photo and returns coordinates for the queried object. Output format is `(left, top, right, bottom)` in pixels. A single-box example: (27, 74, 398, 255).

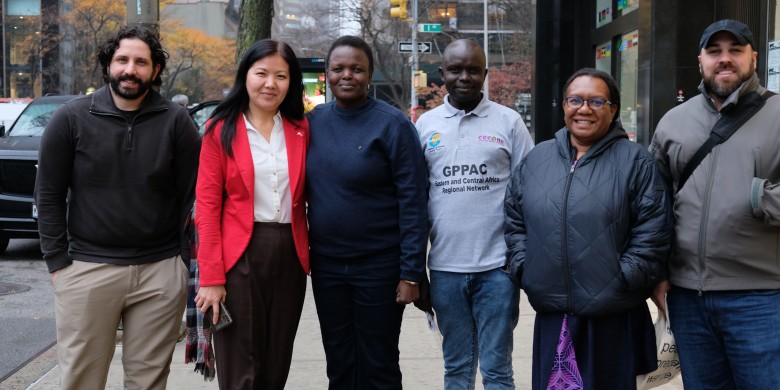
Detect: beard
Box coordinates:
(702, 66, 753, 100)
(109, 74, 154, 100)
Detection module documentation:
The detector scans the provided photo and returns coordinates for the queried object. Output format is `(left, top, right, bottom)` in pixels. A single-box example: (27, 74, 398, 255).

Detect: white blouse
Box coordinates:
(243, 113, 291, 223)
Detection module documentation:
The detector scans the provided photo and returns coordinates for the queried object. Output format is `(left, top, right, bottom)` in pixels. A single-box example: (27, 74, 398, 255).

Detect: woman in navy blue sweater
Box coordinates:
(305, 36, 429, 389)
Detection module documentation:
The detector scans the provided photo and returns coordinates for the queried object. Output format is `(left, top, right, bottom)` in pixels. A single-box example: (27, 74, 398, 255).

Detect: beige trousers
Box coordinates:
(53, 256, 188, 390)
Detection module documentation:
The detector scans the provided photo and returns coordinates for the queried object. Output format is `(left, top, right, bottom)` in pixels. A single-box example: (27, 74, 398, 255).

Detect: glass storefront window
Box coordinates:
(427, 3, 458, 23)
(768, 1, 780, 92)
(7, 0, 41, 16)
(618, 30, 638, 142)
(3, 8, 42, 98)
(595, 41, 611, 73)
(458, 32, 525, 64)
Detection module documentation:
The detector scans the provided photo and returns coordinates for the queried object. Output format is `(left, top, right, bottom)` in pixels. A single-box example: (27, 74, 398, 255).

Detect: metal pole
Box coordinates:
(411, 0, 418, 113)
(483, 0, 489, 99)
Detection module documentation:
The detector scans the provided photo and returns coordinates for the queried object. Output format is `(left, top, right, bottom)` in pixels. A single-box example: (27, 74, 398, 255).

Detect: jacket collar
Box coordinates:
(697, 72, 763, 113)
(442, 93, 489, 118)
(556, 121, 629, 162)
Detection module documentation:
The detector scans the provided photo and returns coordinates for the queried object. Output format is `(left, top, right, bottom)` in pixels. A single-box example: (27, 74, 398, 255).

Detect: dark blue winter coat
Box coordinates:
(504, 124, 672, 317)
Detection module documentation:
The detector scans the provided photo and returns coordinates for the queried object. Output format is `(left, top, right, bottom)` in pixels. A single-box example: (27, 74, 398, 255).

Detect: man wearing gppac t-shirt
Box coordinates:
(416, 38, 534, 389)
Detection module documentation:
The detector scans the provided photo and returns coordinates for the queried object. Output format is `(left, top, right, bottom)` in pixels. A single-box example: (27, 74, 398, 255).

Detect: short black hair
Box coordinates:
(326, 36, 374, 76)
(97, 25, 167, 87)
(562, 68, 621, 123)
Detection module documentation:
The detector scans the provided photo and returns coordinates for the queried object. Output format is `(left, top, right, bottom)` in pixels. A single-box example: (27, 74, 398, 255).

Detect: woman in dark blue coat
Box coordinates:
(504, 68, 672, 389)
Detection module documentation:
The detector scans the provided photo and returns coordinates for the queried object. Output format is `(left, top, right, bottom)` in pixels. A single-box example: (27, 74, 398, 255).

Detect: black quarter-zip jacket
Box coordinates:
(35, 86, 201, 272)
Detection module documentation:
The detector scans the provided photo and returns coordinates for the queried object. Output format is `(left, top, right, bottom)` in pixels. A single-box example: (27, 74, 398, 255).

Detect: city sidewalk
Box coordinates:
(22, 280, 683, 389)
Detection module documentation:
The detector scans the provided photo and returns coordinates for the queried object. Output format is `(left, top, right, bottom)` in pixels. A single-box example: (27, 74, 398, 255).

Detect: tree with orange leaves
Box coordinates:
(56, 0, 234, 101)
(160, 19, 235, 102)
(61, 0, 125, 94)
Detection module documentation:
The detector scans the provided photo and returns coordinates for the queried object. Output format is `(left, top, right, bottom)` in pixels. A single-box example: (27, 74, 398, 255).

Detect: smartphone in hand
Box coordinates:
(205, 302, 233, 332)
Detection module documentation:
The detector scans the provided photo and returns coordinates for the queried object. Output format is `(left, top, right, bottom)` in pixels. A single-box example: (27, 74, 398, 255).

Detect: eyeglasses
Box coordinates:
(563, 97, 612, 110)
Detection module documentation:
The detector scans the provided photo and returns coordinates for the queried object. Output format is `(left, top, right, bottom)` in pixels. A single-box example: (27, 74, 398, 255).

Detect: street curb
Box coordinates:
(0, 344, 57, 390)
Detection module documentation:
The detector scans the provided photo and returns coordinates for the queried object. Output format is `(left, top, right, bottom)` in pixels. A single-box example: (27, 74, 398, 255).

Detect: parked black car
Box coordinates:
(0, 95, 78, 253)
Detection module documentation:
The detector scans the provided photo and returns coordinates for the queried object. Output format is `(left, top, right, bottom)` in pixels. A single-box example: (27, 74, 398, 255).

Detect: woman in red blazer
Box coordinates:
(194, 39, 309, 389)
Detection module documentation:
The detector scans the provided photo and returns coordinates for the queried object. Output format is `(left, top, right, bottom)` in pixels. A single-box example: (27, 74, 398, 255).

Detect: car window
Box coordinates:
(8, 102, 64, 137)
(189, 102, 218, 135)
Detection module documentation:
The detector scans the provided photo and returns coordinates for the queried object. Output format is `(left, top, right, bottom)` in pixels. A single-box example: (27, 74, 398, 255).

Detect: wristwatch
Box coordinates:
(402, 280, 419, 286)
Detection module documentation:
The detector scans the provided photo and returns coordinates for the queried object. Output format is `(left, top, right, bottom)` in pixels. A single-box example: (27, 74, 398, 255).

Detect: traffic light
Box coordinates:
(390, 0, 408, 19)
(414, 70, 427, 90)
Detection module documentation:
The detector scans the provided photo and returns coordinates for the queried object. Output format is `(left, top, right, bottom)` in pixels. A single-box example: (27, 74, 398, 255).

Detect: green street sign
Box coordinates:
(418, 23, 442, 33)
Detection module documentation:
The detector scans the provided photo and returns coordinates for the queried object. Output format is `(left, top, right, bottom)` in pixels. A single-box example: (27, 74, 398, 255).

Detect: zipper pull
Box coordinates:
(126, 124, 133, 150)
(570, 162, 576, 173)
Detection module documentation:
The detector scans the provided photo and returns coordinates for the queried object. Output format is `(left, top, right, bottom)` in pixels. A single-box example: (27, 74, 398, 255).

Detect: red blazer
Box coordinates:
(195, 115, 310, 286)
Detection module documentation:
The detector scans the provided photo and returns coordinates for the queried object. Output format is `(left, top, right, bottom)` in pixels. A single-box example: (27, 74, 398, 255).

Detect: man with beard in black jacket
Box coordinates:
(34, 26, 201, 390)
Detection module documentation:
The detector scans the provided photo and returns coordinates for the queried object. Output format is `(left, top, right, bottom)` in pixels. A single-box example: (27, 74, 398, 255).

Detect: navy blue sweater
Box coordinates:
(306, 98, 428, 282)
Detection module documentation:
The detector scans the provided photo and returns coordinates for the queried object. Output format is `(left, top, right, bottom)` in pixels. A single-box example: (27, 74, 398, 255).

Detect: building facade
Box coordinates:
(162, 0, 237, 39)
(535, 0, 780, 145)
(0, 0, 59, 98)
(419, 0, 531, 66)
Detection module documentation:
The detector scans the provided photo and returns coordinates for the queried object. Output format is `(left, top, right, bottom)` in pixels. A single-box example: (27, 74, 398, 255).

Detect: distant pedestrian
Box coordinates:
(505, 68, 672, 389)
(306, 35, 429, 389)
(194, 39, 310, 389)
(172, 93, 189, 107)
(416, 38, 534, 389)
(34, 25, 201, 389)
(650, 19, 780, 388)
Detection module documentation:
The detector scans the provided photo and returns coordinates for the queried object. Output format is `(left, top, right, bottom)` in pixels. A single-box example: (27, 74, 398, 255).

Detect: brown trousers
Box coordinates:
(54, 256, 188, 390)
(214, 222, 307, 390)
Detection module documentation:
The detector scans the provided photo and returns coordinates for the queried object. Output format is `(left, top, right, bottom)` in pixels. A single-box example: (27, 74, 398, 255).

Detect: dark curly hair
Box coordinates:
(97, 26, 168, 87)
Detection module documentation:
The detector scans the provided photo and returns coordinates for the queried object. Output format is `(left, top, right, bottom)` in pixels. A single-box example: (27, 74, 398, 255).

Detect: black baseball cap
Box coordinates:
(699, 19, 756, 50)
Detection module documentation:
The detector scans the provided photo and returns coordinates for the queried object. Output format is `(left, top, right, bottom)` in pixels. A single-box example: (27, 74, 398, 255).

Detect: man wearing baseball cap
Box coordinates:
(649, 19, 780, 388)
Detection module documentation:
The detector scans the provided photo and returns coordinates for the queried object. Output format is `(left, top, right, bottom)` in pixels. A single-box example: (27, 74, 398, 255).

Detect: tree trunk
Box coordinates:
(237, 0, 273, 61)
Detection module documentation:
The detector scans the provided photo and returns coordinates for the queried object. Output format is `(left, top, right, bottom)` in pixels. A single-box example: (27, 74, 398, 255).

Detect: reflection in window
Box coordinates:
(6, 102, 62, 137)
(619, 30, 638, 142)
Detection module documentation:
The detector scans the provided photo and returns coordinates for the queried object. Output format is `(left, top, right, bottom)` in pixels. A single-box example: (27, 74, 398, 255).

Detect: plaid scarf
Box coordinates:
(183, 213, 216, 381)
